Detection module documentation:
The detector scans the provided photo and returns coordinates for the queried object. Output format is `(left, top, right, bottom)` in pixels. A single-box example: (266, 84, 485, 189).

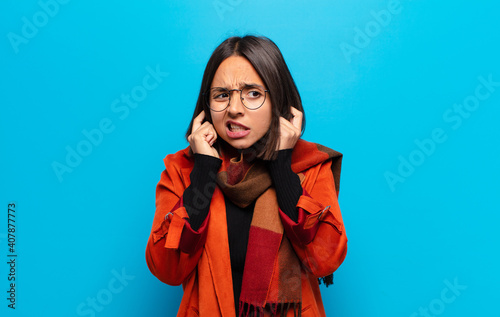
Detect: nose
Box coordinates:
(227, 90, 245, 116)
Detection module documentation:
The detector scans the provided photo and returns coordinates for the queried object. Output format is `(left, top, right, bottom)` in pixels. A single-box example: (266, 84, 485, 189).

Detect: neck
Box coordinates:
(219, 140, 260, 163)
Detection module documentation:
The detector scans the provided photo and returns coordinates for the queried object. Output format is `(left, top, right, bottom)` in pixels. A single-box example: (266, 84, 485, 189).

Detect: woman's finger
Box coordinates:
(197, 121, 218, 146)
(279, 116, 293, 131)
(205, 128, 216, 144)
(191, 111, 206, 134)
(281, 115, 299, 135)
(289, 107, 303, 131)
(279, 116, 301, 150)
(209, 125, 217, 145)
(189, 121, 219, 157)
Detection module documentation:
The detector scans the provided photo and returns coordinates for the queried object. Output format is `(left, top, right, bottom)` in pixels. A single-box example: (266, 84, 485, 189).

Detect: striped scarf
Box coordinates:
(216, 154, 302, 317)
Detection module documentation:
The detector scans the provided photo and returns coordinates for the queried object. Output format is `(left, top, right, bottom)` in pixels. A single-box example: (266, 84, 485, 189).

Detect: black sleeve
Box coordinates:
(183, 154, 222, 231)
(267, 149, 302, 223)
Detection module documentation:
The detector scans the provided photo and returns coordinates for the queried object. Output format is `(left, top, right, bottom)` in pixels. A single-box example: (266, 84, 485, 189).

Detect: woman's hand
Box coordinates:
(278, 107, 303, 150)
(188, 111, 219, 158)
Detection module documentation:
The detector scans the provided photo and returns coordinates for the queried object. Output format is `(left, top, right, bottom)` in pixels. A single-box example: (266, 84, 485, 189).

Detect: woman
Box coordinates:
(145, 35, 347, 317)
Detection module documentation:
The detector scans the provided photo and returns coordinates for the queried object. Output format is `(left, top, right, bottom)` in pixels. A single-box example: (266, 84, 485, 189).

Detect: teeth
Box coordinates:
(229, 124, 246, 131)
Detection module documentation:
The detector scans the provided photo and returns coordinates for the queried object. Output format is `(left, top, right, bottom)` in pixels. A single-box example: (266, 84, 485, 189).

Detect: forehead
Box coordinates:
(211, 56, 265, 88)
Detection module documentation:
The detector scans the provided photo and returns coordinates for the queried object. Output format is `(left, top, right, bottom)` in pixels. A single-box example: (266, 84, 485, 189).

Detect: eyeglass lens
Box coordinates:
(208, 87, 267, 111)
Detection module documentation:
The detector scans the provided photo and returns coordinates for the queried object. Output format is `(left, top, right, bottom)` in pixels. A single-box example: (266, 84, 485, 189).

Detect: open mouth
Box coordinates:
(227, 123, 248, 132)
(226, 121, 250, 139)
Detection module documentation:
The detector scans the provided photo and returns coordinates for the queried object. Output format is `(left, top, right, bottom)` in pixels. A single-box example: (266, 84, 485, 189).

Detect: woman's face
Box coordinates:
(210, 56, 272, 151)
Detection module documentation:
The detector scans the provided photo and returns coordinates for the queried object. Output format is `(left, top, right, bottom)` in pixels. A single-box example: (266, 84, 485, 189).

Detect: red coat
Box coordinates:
(145, 140, 348, 316)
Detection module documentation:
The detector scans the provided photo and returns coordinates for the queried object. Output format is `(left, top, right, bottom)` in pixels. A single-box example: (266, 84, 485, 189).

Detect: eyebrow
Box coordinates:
(213, 82, 266, 90)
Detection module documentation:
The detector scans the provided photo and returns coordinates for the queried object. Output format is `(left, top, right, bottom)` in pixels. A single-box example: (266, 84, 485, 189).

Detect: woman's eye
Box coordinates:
(247, 90, 262, 98)
(213, 91, 229, 100)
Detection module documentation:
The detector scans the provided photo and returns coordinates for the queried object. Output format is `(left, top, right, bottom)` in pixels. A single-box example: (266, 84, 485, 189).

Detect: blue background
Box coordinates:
(1, 0, 499, 316)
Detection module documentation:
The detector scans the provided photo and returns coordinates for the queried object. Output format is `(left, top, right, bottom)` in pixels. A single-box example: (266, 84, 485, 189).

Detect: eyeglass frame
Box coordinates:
(203, 86, 270, 112)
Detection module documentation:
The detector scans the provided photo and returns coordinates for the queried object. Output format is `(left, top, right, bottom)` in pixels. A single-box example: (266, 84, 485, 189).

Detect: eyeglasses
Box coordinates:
(205, 86, 270, 112)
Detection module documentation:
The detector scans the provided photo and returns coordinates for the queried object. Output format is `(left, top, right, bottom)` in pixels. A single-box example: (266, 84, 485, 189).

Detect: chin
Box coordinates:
(227, 140, 252, 150)
(221, 137, 251, 150)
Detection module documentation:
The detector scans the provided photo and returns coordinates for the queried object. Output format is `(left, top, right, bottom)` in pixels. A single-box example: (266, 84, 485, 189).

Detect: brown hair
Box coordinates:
(186, 35, 305, 160)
